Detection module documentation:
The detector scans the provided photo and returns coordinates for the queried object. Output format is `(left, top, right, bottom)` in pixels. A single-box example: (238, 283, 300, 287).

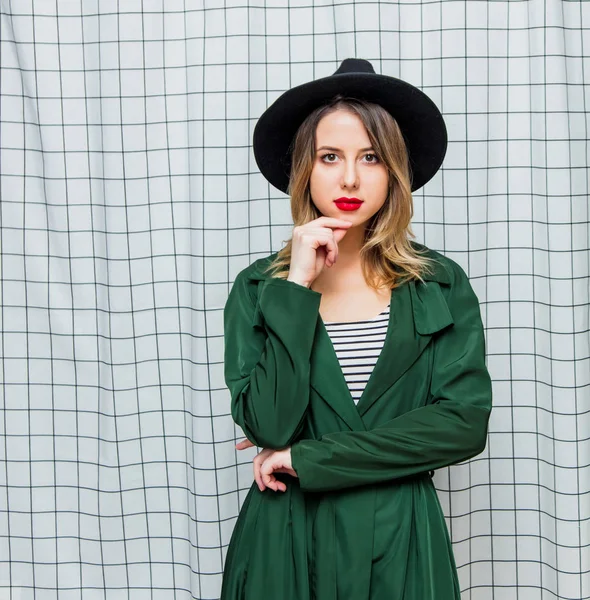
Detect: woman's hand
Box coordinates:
(236, 438, 267, 490)
(288, 217, 352, 288)
(259, 447, 296, 492)
(236, 438, 298, 492)
(235, 438, 256, 451)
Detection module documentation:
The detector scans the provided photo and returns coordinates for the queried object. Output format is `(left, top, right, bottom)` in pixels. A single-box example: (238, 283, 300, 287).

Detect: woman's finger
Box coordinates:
(235, 438, 255, 450)
(261, 457, 287, 492)
(253, 448, 273, 492)
(326, 234, 337, 265)
(260, 463, 276, 490)
(263, 473, 285, 492)
(253, 455, 265, 492)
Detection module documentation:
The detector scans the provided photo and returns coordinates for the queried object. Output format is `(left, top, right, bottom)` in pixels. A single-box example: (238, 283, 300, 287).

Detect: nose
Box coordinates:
(341, 159, 359, 189)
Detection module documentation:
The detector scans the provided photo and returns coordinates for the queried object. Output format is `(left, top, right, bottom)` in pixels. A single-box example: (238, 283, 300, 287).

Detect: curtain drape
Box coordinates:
(0, 1, 588, 598)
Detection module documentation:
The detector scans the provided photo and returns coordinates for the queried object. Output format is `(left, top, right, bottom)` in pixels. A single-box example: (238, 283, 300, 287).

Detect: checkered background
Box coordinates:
(1, 1, 588, 598)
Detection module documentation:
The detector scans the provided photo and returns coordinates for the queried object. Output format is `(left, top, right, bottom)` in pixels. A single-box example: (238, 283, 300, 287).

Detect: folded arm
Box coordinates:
(290, 263, 492, 492)
(224, 273, 321, 449)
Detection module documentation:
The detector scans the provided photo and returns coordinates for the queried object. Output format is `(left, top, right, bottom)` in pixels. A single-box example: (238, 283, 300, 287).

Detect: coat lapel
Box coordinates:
(355, 277, 454, 417)
(245, 254, 455, 431)
(308, 273, 455, 426)
(310, 319, 368, 432)
(355, 282, 418, 417)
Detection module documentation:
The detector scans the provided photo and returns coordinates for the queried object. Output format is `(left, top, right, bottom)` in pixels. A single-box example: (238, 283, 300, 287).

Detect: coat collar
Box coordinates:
(246, 251, 454, 431)
(310, 279, 454, 431)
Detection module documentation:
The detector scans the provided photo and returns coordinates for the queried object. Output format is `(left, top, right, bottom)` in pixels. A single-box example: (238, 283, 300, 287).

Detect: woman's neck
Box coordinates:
(310, 256, 366, 294)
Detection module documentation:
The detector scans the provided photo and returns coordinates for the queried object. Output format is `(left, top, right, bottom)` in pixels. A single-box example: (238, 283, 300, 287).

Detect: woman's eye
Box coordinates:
(321, 153, 378, 163)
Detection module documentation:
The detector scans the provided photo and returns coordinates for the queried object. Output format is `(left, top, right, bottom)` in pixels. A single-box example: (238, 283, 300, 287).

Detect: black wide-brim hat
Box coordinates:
(253, 58, 447, 194)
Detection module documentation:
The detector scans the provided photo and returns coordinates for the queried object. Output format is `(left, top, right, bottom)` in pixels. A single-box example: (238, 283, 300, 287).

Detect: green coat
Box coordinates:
(221, 245, 492, 600)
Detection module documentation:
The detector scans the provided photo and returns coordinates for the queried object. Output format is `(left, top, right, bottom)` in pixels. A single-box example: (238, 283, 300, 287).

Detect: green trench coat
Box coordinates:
(221, 245, 492, 600)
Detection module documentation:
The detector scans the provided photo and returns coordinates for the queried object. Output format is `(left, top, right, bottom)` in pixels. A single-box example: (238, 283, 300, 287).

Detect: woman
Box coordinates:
(221, 58, 492, 600)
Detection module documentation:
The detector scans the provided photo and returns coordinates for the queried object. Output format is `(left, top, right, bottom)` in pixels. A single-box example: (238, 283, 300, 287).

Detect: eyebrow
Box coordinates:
(316, 146, 374, 153)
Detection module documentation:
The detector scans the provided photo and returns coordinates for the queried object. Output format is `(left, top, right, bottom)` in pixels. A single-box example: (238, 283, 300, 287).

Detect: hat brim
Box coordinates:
(253, 72, 447, 194)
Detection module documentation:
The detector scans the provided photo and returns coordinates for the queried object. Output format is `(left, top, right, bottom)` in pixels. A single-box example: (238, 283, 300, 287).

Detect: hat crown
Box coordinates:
(333, 58, 375, 76)
(253, 57, 447, 194)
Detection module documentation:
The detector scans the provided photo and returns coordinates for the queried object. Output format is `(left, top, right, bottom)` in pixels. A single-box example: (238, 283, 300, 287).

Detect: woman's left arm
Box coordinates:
(289, 262, 493, 493)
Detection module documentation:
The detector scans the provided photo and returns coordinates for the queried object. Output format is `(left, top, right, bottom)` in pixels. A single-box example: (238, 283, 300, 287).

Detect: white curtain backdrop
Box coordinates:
(0, 1, 588, 598)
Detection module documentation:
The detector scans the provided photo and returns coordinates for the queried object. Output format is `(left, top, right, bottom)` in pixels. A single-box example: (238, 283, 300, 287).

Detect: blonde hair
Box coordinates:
(262, 95, 436, 290)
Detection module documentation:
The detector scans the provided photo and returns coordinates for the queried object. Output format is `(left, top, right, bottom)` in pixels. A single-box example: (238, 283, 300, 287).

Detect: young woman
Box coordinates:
(221, 58, 492, 600)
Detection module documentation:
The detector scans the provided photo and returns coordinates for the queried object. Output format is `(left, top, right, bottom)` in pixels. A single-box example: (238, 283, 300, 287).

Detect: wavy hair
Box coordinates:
(262, 95, 436, 290)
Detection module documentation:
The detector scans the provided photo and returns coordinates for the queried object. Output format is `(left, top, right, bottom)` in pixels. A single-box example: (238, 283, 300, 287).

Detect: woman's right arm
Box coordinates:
(223, 270, 322, 449)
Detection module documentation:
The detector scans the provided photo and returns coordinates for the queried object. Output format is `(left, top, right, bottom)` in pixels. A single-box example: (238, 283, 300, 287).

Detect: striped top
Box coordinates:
(323, 303, 390, 405)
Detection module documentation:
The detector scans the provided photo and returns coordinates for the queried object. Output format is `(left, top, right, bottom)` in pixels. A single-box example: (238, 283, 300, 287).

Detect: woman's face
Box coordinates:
(309, 108, 389, 227)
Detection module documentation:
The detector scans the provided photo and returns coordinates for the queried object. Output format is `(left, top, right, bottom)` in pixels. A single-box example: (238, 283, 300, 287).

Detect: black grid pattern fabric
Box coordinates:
(1, 2, 589, 598)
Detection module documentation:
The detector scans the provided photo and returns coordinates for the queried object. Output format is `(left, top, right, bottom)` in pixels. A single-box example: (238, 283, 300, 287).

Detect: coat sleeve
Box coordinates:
(290, 262, 492, 492)
(224, 271, 322, 449)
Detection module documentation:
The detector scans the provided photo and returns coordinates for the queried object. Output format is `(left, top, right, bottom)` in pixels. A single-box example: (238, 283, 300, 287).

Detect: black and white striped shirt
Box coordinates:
(323, 303, 390, 405)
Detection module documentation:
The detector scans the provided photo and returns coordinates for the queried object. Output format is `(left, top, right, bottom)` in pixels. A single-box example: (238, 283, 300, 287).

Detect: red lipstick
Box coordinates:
(334, 197, 363, 211)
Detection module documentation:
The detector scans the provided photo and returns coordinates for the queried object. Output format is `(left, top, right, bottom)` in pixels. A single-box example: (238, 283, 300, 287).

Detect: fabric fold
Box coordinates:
(224, 272, 321, 449)
(222, 247, 492, 599)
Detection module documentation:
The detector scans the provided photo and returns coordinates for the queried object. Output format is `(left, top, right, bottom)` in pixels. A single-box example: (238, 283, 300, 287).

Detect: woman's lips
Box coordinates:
(334, 200, 363, 211)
